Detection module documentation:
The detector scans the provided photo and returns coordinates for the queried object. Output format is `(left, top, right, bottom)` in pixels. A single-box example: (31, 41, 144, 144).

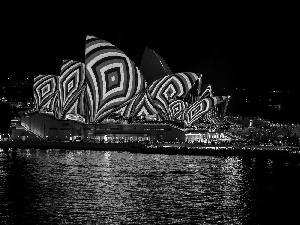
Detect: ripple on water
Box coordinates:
(0, 148, 299, 224)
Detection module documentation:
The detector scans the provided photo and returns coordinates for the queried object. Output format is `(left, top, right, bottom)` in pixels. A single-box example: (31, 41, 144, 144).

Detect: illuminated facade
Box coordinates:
(12, 35, 229, 142)
(57, 59, 86, 121)
(33, 74, 59, 113)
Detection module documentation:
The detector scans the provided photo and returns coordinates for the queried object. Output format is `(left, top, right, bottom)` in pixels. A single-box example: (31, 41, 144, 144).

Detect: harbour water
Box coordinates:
(0, 148, 299, 224)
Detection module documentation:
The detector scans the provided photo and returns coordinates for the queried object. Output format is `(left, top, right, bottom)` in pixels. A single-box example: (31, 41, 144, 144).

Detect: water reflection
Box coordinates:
(0, 148, 299, 224)
(220, 157, 244, 224)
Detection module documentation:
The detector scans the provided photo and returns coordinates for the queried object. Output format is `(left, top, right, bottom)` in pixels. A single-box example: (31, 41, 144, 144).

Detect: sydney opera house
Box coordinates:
(12, 35, 230, 143)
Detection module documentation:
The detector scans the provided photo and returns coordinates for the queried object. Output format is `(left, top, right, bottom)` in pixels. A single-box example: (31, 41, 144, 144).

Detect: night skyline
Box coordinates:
(2, 4, 297, 93)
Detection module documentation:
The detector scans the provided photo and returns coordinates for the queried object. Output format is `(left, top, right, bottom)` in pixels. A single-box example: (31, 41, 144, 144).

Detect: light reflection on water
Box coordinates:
(0, 148, 299, 224)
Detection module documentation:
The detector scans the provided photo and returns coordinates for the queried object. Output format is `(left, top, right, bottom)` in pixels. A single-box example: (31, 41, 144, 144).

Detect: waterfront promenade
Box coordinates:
(0, 140, 299, 161)
(0, 140, 144, 151)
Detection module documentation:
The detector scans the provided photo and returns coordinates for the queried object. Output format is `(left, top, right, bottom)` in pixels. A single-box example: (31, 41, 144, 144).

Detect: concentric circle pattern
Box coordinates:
(33, 74, 59, 114)
(32, 35, 229, 127)
(85, 35, 144, 122)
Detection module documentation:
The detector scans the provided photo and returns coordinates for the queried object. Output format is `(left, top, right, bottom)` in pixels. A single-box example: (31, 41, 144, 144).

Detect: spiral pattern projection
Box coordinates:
(148, 72, 199, 119)
(199, 84, 213, 100)
(85, 35, 144, 122)
(184, 96, 229, 127)
(198, 100, 228, 125)
(113, 93, 142, 118)
(57, 59, 86, 119)
(33, 74, 59, 114)
(130, 89, 159, 117)
(31, 35, 229, 127)
(168, 98, 189, 121)
(113, 89, 158, 118)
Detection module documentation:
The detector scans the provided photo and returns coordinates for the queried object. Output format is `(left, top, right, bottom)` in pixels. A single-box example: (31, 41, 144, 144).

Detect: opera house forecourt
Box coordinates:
(11, 35, 230, 143)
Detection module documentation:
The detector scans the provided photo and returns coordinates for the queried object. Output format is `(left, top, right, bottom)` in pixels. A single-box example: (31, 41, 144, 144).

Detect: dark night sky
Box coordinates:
(2, 3, 298, 93)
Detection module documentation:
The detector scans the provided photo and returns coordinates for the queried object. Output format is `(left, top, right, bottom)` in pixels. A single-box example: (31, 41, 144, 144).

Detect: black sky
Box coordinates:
(2, 3, 298, 93)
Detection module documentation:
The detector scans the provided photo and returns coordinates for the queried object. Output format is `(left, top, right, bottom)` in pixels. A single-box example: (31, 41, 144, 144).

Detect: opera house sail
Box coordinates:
(33, 74, 59, 114)
(18, 34, 230, 142)
(148, 72, 199, 120)
(113, 88, 159, 119)
(85, 35, 144, 123)
(57, 59, 86, 122)
(184, 96, 229, 127)
(139, 47, 172, 84)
